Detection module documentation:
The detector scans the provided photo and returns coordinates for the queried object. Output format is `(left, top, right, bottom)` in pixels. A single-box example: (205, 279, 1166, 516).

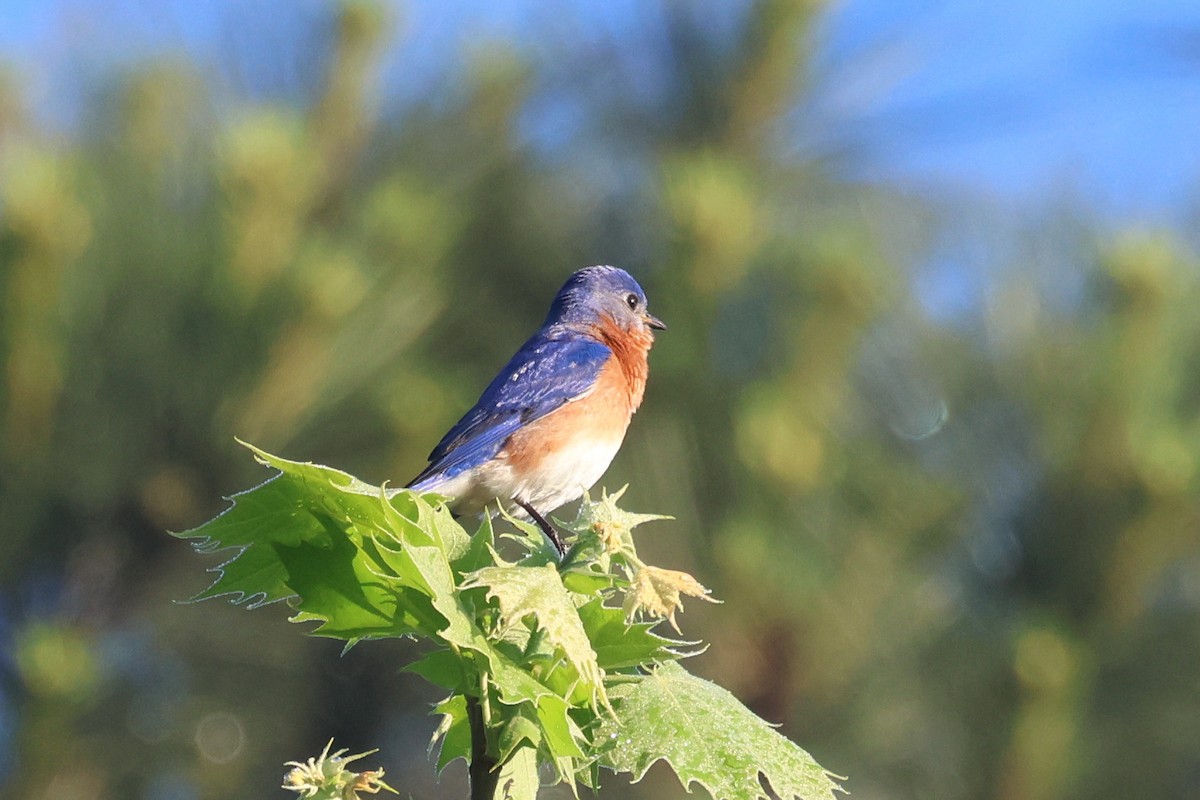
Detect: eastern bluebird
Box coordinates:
(406, 266, 665, 554)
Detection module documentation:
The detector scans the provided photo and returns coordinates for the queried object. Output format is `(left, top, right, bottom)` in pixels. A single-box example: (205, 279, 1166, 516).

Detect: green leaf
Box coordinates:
(497, 710, 542, 764)
(593, 662, 842, 800)
(495, 507, 551, 554)
(385, 487, 472, 562)
(431, 694, 471, 773)
(172, 446, 455, 641)
(561, 486, 673, 556)
(280, 528, 440, 640)
(452, 513, 499, 576)
(389, 540, 562, 707)
(561, 568, 618, 596)
(535, 693, 584, 760)
(429, 501, 473, 562)
(404, 647, 471, 692)
(533, 692, 584, 790)
(463, 564, 605, 704)
(430, 589, 559, 707)
(389, 527, 556, 707)
(175, 466, 345, 607)
(576, 597, 687, 671)
(495, 745, 540, 800)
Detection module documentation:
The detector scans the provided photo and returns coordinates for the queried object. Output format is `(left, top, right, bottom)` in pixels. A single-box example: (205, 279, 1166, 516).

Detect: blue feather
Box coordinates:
(408, 326, 611, 488)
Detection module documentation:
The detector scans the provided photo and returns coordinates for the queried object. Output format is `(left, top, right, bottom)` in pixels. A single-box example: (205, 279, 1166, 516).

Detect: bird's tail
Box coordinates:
(405, 472, 444, 493)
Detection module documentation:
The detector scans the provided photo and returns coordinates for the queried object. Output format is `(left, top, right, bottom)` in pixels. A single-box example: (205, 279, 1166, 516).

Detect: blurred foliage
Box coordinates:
(0, 1, 1198, 799)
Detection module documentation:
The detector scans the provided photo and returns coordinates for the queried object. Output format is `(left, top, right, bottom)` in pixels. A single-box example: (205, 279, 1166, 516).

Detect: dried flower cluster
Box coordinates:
(283, 739, 396, 800)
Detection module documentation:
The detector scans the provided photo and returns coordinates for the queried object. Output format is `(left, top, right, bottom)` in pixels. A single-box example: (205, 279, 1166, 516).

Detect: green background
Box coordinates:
(2, 2, 1198, 799)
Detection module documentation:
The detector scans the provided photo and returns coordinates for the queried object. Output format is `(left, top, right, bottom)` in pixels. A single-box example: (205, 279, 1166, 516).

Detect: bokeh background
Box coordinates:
(3, 1, 1200, 798)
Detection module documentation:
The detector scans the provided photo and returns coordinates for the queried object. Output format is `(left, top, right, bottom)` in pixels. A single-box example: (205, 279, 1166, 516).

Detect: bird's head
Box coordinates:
(546, 265, 666, 337)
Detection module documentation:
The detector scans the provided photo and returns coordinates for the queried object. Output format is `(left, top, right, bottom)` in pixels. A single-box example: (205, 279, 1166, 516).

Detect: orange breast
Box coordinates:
(592, 314, 653, 412)
(505, 356, 633, 474)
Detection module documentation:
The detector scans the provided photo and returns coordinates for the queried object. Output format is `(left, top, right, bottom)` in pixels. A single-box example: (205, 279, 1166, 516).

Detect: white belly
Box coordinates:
(510, 434, 625, 510)
(433, 434, 624, 516)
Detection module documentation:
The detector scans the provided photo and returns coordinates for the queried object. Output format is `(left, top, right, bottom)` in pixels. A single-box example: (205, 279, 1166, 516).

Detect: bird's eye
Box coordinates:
(625, 293, 639, 310)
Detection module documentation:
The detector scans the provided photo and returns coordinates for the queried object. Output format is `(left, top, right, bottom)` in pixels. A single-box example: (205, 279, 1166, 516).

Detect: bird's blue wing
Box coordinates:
(408, 330, 611, 487)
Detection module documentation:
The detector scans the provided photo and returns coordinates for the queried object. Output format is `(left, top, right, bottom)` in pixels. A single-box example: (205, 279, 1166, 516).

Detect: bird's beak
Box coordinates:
(646, 313, 667, 331)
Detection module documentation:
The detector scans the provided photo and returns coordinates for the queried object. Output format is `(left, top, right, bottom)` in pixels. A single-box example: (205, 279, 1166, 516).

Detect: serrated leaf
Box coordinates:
(391, 527, 556, 707)
(534, 693, 584, 791)
(278, 521, 441, 640)
(561, 568, 618, 596)
(431, 694, 471, 772)
(463, 564, 605, 704)
(377, 488, 437, 549)
(497, 712, 542, 763)
(535, 694, 584, 760)
(429, 586, 559, 707)
(496, 506, 552, 554)
(172, 447, 455, 641)
(404, 648, 470, 692)
(451, 513, 499, 576)
(174, 467, 337, 606)
(427, 501, 473, 562)
(577, 598, 688, 671)
(561, 486, 672, 555)
(593, 662, 841, 800)
(465, 626, 561, 707)
(383, 487, 473, 561)
(495, 746, 540, 800)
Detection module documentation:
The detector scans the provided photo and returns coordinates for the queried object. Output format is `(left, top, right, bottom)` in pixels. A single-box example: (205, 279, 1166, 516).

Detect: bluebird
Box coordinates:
(407, 266, 665, 555)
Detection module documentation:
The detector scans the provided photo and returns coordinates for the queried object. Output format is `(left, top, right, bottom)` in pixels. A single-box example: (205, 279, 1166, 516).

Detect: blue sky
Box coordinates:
(1, 0, 1196, 223)
(809, 0, 1200, 220)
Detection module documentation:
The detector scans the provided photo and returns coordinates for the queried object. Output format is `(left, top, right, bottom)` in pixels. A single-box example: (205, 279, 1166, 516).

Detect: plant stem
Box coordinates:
(466, 693, 499, 800)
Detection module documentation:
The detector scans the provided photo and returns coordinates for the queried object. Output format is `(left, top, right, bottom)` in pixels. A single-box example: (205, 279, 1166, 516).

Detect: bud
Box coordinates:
(567, 486, 672, 555)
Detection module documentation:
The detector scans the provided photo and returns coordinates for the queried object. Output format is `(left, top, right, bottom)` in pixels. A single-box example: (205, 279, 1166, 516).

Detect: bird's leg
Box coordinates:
(515, 499, 565, 558)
